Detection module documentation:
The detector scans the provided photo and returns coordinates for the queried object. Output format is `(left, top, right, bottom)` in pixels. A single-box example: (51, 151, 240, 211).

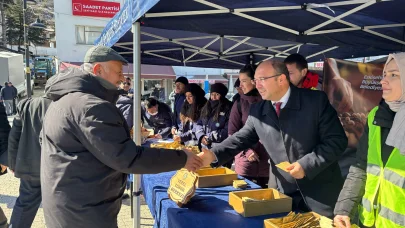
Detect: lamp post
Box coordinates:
(23, 0, 45, 98)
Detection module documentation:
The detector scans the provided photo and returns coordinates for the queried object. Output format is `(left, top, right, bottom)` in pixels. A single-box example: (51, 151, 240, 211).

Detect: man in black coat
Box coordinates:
(171, 76, 188, 134)
(0, 96, 10, 228)
(199, 60, 347, 218)
(7, 94, 52, 228)
(40, 46, 202, 228)
(9, 82, 18, 115)
(1, 82, 14, 115)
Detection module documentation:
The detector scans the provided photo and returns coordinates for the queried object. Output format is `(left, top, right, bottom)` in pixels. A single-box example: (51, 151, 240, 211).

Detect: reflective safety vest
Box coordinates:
(359, 107, 405, 227)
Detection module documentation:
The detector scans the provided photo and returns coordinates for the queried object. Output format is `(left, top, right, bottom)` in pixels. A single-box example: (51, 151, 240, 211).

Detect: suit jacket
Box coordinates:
(211, 86, 347, 218)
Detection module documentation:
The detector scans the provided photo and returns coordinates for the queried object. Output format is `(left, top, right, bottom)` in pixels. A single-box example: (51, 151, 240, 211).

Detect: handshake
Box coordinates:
(183, 148, 216, 172)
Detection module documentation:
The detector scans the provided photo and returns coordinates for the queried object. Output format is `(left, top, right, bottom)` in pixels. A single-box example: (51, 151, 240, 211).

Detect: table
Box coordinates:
(141, 171, 288, 228)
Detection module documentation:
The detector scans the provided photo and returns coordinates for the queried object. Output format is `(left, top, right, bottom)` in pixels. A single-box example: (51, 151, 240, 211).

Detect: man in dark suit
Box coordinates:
(198, 60, 347, 218)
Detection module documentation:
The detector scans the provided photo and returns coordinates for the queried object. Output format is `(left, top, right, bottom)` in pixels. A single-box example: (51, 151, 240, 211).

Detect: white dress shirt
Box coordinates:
(271, 87, 291, 110)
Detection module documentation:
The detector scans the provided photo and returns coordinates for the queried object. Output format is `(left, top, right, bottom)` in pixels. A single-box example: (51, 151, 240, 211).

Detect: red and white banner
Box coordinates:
(72, 0, 120, 18)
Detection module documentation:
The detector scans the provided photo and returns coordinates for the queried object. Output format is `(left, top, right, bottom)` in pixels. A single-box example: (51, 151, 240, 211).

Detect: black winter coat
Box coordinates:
(212, 86, 347, 218)
(0, 104, 10, 165)
(7, 96, 51, 179)
(173, 93, 186, 129)
(40, 67, 187, 228)
(334, 100, 395, 219)
(116, 95, 133, 129)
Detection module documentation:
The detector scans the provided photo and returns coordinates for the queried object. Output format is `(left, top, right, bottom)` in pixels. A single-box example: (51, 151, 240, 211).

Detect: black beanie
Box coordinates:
(175, 76, 189, 86)
(185, 83, 205, 99)
(234, 78, 240, 88)
(210, 83, 228, 98)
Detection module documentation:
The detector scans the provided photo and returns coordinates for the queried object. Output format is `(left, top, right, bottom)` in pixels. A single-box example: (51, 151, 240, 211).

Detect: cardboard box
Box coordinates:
(229, 189, 292, 217)
(263, 212, 360, 228)
(195, 167, 238, 188)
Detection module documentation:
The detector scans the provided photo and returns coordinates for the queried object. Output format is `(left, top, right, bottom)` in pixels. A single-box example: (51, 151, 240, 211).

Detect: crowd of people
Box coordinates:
(0, 44, 404, 228)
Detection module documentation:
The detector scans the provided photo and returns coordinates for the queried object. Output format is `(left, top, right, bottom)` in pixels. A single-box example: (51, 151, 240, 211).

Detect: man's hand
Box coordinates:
(0, 165, 7, 173)
(171, 128, 177, 135)
(154, 134, 162, 139)
(183, 149, 203, 172)
(173, 135, 181, 142)
(334, 215, 351, 228)
(197, 148, 216, 167)
(247, 151, 260, 162)
(286, 162, 305, 179)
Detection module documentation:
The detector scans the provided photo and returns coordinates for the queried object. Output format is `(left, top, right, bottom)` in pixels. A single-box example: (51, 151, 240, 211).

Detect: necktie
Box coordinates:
(274, 102, 282, 117)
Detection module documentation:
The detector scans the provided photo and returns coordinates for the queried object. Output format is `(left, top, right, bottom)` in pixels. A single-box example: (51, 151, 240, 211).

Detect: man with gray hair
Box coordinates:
(40, 46, 203, 228)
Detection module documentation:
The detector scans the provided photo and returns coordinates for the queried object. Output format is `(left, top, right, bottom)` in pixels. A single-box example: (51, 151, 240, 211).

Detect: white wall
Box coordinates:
(54, 0, 125, 62)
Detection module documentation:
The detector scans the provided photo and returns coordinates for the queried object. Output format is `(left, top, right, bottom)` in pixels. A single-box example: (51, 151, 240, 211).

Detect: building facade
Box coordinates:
(54, 0, 125, 62)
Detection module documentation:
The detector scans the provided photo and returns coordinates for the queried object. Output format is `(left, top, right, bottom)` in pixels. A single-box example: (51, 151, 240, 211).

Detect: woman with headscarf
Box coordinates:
(174, 83, 207, 146)
(228, 64, 270, 188)
(334, 53, 405, 228)
(195, 83, 233, 166)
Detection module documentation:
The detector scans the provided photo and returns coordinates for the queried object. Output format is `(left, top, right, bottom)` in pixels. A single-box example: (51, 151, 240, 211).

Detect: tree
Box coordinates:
(0, 0, 15, 46)
(5, 2, 46, 49)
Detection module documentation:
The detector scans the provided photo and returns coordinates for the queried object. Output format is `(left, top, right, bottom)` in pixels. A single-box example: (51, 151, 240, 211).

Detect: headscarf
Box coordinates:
(384, 52, 405, 155)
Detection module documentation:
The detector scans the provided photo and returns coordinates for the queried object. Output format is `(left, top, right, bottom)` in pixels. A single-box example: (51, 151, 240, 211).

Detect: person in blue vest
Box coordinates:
(141, 97, 174, 139)
(195, 83, 232, 167)
(174, 83, 207, 146)
(334, 52, 405, 228)
(171, 77, 188, 135)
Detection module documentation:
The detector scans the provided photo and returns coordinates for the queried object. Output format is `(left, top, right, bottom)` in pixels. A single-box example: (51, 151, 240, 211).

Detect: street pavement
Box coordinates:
(1, 87, 154, 228)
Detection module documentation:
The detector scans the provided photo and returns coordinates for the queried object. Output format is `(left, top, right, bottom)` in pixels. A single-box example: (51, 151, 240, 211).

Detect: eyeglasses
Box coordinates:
(252, 74, 281, 84)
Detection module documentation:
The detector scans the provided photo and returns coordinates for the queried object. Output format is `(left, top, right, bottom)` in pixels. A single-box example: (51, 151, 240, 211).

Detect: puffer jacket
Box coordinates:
(173, 93, 186, 129)
(179, 120, 198, 146)
(7, 96, 52, 179)
(40, 67, 187, 228)
(116, 95, 133, 129)
(195, 99, 232, 149)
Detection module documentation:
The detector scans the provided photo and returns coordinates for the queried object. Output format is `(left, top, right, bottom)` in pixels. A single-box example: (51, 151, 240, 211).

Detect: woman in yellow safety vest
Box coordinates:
(334, 52, 405, 228)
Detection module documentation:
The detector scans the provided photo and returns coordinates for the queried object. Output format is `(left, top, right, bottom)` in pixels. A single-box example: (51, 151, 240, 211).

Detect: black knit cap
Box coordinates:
(185, 83, 205, 99)
(210, 83, 228, 98)
(175, 76, 189, 86)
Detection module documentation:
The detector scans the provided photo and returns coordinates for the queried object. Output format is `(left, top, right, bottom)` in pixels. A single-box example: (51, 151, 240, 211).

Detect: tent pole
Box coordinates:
(132, 21, 141, 228)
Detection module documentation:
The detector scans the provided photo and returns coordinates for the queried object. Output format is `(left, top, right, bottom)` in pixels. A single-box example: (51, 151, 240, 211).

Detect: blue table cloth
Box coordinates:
(141, 171, 287, 228)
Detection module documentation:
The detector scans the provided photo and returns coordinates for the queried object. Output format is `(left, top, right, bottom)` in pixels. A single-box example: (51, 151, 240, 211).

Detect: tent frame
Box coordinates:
(116, 0, 404, 68)
(118, 1, 404, 228)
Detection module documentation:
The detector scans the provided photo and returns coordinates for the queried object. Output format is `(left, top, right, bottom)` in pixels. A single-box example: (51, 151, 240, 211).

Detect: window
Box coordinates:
(75, 26, 104, 45)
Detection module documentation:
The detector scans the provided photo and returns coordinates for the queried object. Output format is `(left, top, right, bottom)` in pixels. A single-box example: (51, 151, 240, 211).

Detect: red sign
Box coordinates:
(315, 62, 324, 68)
(72, 0, 120, 18)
